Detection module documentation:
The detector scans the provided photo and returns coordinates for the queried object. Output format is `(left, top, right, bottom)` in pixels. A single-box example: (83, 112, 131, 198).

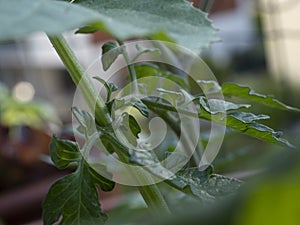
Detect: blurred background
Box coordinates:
(0, 0, 299, 224)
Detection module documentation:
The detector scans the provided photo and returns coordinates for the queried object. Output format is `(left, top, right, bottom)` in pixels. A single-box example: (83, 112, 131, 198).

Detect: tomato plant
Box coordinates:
(0, 1, 299, 224)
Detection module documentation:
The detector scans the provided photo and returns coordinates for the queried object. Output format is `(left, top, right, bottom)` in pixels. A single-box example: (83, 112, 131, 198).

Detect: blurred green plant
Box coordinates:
(0, 82, 59, 129)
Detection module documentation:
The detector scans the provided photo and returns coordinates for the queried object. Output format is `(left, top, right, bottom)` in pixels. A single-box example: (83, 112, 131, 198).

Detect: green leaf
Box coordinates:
(132, 99, 149, 118)
(50, 135, 81, 169)
(198, 98, 294, 147)
(76, 0, 218, 51)
(43, 161, 114, 225)
(101, 41, 123, 71)
(129, 115, 141, 138)
(0, 0, 105, 41)
(166, 166, 242, 201)
(93, 77, 118, 102)
(222, 83, 300, 113)
(129, 149, 241, 202)
(44, 136, 115, 225)
(198, 97, 251, 113)
(0, 0, 217, 51)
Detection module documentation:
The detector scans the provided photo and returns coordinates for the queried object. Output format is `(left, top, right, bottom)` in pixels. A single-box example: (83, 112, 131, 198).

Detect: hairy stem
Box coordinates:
(48, 35, 111, 127)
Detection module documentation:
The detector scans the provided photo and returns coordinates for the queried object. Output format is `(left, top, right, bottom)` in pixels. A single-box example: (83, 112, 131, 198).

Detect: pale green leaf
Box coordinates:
(0, 0, 218, 52)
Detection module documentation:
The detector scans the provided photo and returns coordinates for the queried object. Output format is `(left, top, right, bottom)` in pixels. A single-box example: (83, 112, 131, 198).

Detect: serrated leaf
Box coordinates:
(93, 76, 118, 102)
(198, 99, 293, 147)
(101, 41, 123, 71)
(198, 97, 251, 113)
(77, 0, 218, 51)
(0, 0, 218, 51)
(50, 135, 81, 169)
(44, 135, 115, 225)
(166, 166, 242, 201)
(222, 83, 300, 112)
(43, 160, 114, 225)
(129, 148, 241, 201)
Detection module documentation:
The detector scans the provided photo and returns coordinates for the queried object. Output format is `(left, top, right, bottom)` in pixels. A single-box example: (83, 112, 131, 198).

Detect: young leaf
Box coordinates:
(222, 83, 300, 112)
(101, 41, 123, 71)
(129, 114, 141, 138)
(43, 136, 115, 225)
(50, 136, 81, 169)
(93, 76, 118, 102)
(72, 107, 97, 136)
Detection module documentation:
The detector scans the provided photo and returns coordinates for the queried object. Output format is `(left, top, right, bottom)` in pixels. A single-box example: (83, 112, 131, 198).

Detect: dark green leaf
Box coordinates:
(44, 136, 115, 225)
(43, 161, 114, 225)
(101, 41, 123, 71)
(50, 135, 81, 169)
(222, 83, 300, 112)
(129, 115, 141, 138)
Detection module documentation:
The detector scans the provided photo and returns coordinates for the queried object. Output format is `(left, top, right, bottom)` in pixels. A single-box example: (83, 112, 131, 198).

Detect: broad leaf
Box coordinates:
(43, 136, 115, 225)
(0, 0, 218, 51)
(222, 83, 300, 112)
(76, 0, 218, 51)
(43, 161, 114, 225)
(0, 0, 104, 41)
(101, 41, 123, 71)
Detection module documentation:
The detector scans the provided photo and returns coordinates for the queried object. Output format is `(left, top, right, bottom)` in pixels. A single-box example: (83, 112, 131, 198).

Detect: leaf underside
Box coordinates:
(0, 0, 218, 52)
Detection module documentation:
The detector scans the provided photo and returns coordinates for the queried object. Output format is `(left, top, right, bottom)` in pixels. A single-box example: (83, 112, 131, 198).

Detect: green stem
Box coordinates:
(48, 35, 111, 127)
(137, 184, 171, 215)
(117, 39, 139, 93)
(48, 34, 170, 215)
